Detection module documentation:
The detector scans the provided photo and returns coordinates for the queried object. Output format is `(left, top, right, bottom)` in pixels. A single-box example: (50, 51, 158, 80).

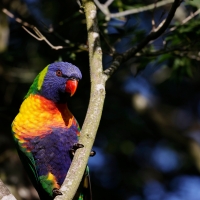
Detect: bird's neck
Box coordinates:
(25, 94, 73, 124)
(26, 94, 67, 113)
(12, 94, 75, 139)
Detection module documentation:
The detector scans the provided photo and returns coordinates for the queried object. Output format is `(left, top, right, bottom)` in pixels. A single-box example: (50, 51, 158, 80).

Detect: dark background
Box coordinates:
(1, 0, 200, 199)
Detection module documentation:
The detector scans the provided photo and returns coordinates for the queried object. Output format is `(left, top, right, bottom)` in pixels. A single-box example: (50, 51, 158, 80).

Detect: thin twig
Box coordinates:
(110, 0, 174, 18)
(2, 8, 34, 28)
(94, 0, 174, 20)
(2, 8, 71, 50)
(94, 0, 110, 20)
(104, 0, 182, 78)
(170, 8, 200, 31)
(22, 26, 63, 50)
(104, 0, 114, 7)
(151, 0, 158, 31)
(154, 18, 166, 32)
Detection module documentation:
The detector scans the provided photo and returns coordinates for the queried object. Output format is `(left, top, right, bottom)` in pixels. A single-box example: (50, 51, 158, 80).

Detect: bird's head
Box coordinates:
(26, 62, 82, 103)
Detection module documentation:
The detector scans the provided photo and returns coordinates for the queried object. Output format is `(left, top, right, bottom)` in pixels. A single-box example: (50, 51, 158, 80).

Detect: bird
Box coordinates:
(11, 61, 92, 200)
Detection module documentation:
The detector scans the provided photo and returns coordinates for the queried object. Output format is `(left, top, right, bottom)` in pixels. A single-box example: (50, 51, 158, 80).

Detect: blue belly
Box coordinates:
(27, 125, 78, 186)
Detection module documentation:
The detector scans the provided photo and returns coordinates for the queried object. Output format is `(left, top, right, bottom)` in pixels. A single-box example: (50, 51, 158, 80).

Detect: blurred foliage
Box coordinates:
(1, 0, 200, 200)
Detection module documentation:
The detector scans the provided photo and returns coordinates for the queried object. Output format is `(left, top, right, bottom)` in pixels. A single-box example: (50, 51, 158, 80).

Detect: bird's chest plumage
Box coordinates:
(26, 125, 78, 186)
(12, 94, 79, 187)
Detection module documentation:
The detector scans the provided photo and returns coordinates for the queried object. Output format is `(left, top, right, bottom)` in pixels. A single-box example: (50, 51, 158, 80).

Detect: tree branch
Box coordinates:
(104, 0, 114, 7)
(2, 1, 183, 199)
(170, 8, 200, 31)
(0, 179, 17, 200)
(2, 8, 71, 50)
(104, 0, 182, 79)
(2, 8, 34, 29)
(22, 26, 63, 50)
(55, 0, 106, 199)
(94, 0, 174, 20)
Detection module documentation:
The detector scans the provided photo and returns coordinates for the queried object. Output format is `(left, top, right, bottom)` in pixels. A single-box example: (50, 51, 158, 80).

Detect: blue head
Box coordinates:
(26, 62, 82, 103)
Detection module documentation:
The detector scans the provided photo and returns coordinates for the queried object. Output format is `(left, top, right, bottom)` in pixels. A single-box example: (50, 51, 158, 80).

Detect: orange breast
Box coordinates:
(12, 94, 74, 142)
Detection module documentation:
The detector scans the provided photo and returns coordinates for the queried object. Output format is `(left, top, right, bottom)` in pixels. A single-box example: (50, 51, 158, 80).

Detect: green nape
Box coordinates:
(24, 65, 49, 99)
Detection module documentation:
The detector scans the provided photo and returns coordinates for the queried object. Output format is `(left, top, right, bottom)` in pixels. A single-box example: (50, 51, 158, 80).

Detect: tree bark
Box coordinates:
(0, 179, 17, 200)
(55, 0, 106, 199)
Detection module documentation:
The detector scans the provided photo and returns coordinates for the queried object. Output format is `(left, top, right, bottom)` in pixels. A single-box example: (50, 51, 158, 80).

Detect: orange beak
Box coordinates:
(65, 79, 78, 96)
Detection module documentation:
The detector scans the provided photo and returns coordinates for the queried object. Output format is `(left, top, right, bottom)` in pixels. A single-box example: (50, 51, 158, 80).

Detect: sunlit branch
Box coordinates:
(170, 8, 200, 31)
(94, 0, 174, 20)
(22, 26, 63, 50)
(55, 0, 105, 199)
(154, 18, 166, 32)
(104, 0, 114, 7)
(104, 0, 182, 79)
(94, 0, 110, 19)
(2, 8, 34, 28)
(151, 0, 158, 31)
(110, 0, 174, 18)
(2, 8, 83, 50)
(151, 17, 156, 31)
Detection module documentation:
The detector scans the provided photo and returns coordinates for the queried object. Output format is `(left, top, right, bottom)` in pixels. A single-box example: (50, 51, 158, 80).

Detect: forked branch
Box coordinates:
(104, 0, 182, 79)
(94, 0, 174, 20)
(55, 0, 105, 199)
(2, 8, 65, 50)
(22, 26, 63, 50)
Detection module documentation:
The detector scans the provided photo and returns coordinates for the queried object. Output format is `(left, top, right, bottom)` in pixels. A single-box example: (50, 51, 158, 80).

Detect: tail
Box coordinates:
(39, 166, 92, 200)
(74, 166, 92, 200)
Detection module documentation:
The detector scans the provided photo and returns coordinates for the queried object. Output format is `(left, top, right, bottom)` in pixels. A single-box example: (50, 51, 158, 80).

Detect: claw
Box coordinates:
(90, 150, 96, 157)
(70, 144, 96, 157)
(70, 143, 84, 156)
(52, 188, 62, 197)
(73, 143, 84, 150)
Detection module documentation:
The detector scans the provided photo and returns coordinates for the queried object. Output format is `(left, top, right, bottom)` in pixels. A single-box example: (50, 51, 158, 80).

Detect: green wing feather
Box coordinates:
(17, 143, 39, 188)
(12, 130, 39, 188)
(12, 129, 54, 200)
(12, 128, 92, 200)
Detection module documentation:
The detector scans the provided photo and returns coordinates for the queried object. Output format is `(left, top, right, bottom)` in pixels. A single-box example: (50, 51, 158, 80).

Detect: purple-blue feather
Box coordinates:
(12, 62, 86, 200)
(24, 125, 78, 186)
(40, 62, 82, 103)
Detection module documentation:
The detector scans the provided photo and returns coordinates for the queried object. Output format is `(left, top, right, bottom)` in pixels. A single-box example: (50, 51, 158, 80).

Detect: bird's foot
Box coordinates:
(70, 143, 84, 156)
(70, 143, 96, 157)
(73, 143, 84, 150)
(90, 150, 96, 157)
(52, 188, 62, 197)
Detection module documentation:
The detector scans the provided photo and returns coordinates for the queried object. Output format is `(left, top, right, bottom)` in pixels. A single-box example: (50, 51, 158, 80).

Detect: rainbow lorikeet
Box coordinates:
(11, 62, 92, 200)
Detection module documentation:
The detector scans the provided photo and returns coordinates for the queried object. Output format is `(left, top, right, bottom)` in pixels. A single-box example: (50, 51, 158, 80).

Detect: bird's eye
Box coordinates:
(56, 70, 62, 77)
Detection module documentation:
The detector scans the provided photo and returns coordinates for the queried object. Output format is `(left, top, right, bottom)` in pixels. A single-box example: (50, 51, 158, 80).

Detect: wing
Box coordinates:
(73, 118, 81, 140)
(12, 129, 39, 190)
(12, 129, 57, 200)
